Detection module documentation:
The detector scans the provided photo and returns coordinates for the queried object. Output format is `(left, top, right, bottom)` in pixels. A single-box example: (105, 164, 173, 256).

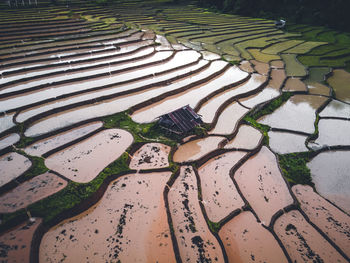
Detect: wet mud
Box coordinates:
(168, 166, 225, 262)
(235, 146, 293, 225)
(198, 152, 247, 222)
(220, 211, 288, 263)
(274, 210, 346, 262)
(0, 152, 31, 188)
(45, 129, 133, 183)
(40, 171, 175, 262)
(0, 172, 67, 213)
(129, 143, 170, 169)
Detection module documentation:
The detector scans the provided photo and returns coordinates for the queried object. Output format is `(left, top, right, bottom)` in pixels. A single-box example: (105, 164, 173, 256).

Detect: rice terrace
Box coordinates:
(0, 0, 349, 262)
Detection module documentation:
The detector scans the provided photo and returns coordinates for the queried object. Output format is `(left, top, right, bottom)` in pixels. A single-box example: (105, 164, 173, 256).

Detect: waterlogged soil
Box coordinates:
(129, 143, 170, 169)
(168, 166, 225, 262)
(327, 69, 350, 103)
(320, 99, 350, 119)
(235, 146, 293, 226)
(274, 210, 346, 262)
(198, 74, 266, 123)
(292, 184, 350, 255)
(209, 103, 249, 135)
(282, 77, 307, 92)
(198, 152, 247, 222)
(268, 131, 308, 154)
(0, 218, 42, 263)
(25, 122, 103, 157)
(45, 129, 133, 183)
(173, 136, 224, 163)
(0, 113, 15, 134)
(220, 211, 288, 263)
(224, 125, 262, 150)
(0, 152, 31, 188)
(307, 150, 350, 214)
(0, 172, 67, 213)
(313, 119, 350, 147)
(259, 95, 328, 134)
(39, 171, 175, 262)
(0, 133, 20, 150)
(131, 64, 248, 123)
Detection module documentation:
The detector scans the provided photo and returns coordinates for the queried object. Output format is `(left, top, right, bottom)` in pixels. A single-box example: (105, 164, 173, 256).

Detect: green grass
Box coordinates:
(28, 152, 130, 223)
(277, 152, 313, 186)
(207, 220, 221, 233)
(102, 111, 176, 146)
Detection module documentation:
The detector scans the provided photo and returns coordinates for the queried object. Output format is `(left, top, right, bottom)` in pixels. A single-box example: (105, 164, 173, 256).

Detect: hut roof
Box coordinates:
(158, 105, 203, 134)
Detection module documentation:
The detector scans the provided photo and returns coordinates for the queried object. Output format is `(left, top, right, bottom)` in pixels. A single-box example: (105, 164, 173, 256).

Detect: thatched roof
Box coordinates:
(158, 105, 203, 134)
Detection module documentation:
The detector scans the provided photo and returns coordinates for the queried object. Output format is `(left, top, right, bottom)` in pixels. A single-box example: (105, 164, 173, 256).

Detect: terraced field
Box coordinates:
(0, 0, 349, 262)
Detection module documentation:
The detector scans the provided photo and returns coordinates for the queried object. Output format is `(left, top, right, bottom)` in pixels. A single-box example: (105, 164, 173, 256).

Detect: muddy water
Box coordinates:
(23, 60, 223, 137)
(239, 86, 280, 109)
(0, 152, 31, 187)
(155, 35, 173, 51)
(239, 60, 254, 73)
(173, 136, 224, 163)
(268, 68, 286, 90)
(16, 52, 203, 122)
(0, 113, 15, 134)
(274, 210, 346, 262)
(307, 150, 350, 214)
(168, 166, 225, 262)
(224, 125, 262, 150)
(251, 60, 269, 75)
(0, 133, 20, 150)
(198, 152, 247, 222)
(24, 122, 103, 157)
(314, 119, 350, 147)
(131, 64, 248, 123)
(307, 82, 331, 96)
(270, 60, 284, 69)
(327, 69, 350, 103)
(40, 172, 175, 263)
(0, 218, 42, 263)
(320, 99, 350, 119)
(200, 50, 221, 61)
(292, 185, 350, 255)
(282, 77, 307, 92)
(45, 129, 133, 183)
(209, 103, 249, 135)
(235, 146, 293, 226)
(129, 143, 170, 169)
(0, 49, 172, 96)
(0, 172, 67, 213)
(0, 46, 157, 91)
(198, 74, 266, 123)
(268, 131, 308, 154)
(219, 211, 288, 263)
(259, 95, 328, 134)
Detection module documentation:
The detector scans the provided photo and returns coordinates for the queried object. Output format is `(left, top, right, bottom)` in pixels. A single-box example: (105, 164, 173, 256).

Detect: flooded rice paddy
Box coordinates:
(1, 1, 349, 262)
(45, 129, 133, 183)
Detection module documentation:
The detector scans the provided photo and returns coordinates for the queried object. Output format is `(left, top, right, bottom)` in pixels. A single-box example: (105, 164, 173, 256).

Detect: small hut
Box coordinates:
(157, 105, 203, 135)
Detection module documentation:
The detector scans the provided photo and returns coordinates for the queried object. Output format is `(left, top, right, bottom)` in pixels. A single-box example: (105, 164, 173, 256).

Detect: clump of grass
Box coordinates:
(277, 152, 313, 186)
(102, 111, 176, 146)
(28, 152, 130, 223)
(243, 116, 270, 145)
(207, 220, 221, 233)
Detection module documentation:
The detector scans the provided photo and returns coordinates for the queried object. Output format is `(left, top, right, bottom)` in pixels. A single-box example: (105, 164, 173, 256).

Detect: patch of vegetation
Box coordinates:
(277, 152, 313, 186)
(102, 111, 176, 146)
(243, 116, 269, 145)
(15, 136, 34, 149)
(28, 152, 130, 223)
(243, 92, 292, 145)
(247, 92, 293, 120)
(207, 220, 221, 233)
